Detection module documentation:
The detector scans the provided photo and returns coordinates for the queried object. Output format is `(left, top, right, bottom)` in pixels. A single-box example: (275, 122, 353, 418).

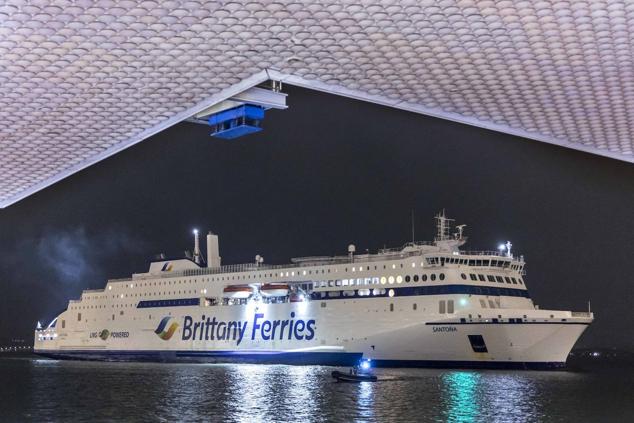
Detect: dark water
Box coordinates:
(0, 356, 632, 422)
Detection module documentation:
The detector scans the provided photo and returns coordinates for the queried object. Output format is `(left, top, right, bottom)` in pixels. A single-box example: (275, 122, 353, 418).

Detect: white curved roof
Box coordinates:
(1, 1, 633, 207)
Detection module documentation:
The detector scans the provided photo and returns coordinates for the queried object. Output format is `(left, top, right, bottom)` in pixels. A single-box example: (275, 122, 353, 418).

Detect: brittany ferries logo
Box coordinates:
(155, 316, 179, 340)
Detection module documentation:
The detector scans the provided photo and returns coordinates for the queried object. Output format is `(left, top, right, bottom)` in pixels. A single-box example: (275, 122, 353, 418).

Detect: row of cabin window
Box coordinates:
(72, 303, 138, 310)
(321, 301, 453, 314)
(436, 256, 523, 271)
(461, 273, 523, 285)
(317, 273, 446, 288)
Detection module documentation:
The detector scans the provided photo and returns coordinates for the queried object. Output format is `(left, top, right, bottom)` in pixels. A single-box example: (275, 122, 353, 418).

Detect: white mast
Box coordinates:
(193, 229, 201, 264)
(435, 209, 454, 242)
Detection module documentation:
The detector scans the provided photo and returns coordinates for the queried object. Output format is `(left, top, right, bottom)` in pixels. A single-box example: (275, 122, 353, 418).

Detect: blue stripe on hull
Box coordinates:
(33, 350, 362, 366)
(372, 359, 567, 370)
(34, 350, 566, 369)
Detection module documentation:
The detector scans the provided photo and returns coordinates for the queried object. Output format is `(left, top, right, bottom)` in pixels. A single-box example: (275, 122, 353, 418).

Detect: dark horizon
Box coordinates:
(1, 86, 633, 349)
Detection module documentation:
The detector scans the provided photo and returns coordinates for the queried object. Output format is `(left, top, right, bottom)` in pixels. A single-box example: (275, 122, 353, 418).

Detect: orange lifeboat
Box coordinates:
(260, 283, 290, 297)
(222, 285, 253, 299)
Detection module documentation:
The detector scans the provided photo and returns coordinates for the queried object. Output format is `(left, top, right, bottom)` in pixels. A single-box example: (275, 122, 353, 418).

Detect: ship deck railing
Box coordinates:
(106, 249, 523, 284)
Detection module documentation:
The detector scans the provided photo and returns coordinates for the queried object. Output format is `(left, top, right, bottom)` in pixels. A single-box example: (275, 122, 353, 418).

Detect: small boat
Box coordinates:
(331, 370, 378, 383)
(260, 283, 290, 297)
(222, 285, 253, 299)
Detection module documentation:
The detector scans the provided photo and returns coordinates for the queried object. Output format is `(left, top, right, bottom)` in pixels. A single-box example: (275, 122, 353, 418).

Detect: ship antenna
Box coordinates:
(411, 209, 415, 243)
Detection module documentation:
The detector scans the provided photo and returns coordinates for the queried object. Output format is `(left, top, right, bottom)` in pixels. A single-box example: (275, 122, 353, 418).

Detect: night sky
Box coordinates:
(1, 86, 633, 349)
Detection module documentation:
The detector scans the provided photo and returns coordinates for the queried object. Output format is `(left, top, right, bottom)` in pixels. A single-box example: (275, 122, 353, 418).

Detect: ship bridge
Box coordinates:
(2, 1, 634, 207)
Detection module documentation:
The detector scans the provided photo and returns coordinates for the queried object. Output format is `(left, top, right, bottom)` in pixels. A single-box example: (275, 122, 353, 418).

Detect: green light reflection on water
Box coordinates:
(442, 371, 481, 423)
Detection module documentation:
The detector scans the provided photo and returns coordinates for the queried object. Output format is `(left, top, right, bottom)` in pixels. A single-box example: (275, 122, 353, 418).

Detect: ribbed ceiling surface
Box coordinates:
(1, 1, 633, 207)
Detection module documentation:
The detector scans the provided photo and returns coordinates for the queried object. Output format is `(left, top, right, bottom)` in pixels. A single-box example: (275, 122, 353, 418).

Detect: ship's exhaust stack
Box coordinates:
(207, 231, 221, 268)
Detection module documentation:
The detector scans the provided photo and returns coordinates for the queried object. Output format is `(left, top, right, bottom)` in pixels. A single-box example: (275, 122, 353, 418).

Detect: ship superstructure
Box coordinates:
(34, 212, 593, 369)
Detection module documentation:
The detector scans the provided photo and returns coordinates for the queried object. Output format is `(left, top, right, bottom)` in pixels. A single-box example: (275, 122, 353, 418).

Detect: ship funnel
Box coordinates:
(207, 231, 221, 268)
(193, 229, 201, 264)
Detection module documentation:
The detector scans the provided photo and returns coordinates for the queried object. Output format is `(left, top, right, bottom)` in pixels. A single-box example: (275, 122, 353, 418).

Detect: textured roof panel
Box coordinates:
(1, 1, 633, 207)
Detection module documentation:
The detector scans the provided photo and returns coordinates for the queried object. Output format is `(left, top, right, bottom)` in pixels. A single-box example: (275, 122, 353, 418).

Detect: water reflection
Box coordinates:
(442, 371, 481, 422)
(225, 364, 322, 422)
(355, 375, 375, 422)
(440, 370, 549, 422)
(12, 357, 625, 423)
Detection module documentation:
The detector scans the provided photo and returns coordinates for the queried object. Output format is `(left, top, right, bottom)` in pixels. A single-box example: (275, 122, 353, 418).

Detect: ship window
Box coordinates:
(422, 274, 427, 282)
(447, 300, 454, 314)
(488, 300, 496, 308)
(439, 273, 445, 281)
(478, 274, 485, 281)
(487, 275, 495, 282)
(413, 275, 419, 282)
(77, 313, 81, 321)
(413, 303, 417, 310)
(396, 275, 403, 284)
(518, 279, 523, 285)
(470, 274, 477, 281)
(61, 320, 65, 329)
(390, 303, 394, 312)
(405, 275, 411, 282)
(479, 299, 487, 308)
(461, 273, 467, 280)
(431, 274, 436, 281)
(439, 300, 446, 314)
(120, 311, 124, 315)
(511, 277, 518, 284)
(505, 277, 512, 284)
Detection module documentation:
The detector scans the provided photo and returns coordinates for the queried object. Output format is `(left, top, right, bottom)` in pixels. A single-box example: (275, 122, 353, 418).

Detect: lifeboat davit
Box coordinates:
(222, 285, 253, 299)
(260, 283, 290, 297)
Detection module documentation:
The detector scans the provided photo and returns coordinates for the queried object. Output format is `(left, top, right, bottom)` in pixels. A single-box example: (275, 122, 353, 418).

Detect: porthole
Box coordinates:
(461, 273, 467, 280)
(413, 274, 419, 282)
(439, 273, 445, 281)
(388, 289, 395, 298)
(405, 275, 411, 282)
(422, 274, 427, 282)
(396, 275, 403, 284)
(388, 276, 395, 284)
(380, 277, 387, 285)
(431, 274, 436, 281)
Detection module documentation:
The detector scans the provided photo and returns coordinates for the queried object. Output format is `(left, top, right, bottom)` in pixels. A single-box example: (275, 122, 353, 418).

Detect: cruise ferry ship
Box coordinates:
(34, 212, 593, 369)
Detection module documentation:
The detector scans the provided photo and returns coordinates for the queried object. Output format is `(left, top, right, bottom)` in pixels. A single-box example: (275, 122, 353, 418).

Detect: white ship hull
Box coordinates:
(34, 295, 591, 369)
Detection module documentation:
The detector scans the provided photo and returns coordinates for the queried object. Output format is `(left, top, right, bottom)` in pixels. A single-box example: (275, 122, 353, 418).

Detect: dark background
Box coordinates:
(1, 86, 632, 349)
